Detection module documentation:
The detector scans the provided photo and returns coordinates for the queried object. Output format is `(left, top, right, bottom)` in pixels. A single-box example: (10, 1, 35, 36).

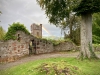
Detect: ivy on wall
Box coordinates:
(4, 22, 30, 40)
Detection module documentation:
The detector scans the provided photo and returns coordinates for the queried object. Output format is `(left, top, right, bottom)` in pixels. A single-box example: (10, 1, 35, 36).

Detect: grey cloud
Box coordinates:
(0, 0, 61, 36)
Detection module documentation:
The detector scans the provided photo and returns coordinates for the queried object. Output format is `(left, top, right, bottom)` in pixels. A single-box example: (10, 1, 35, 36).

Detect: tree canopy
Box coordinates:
(37, 0, 100, 22)
(73, 0, 100, 15)
(37, 0, 80, 42)
(37, 0, 77, 26)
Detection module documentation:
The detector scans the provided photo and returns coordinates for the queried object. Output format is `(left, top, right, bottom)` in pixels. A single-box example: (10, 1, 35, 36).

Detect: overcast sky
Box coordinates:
(0, 0, 62, 37)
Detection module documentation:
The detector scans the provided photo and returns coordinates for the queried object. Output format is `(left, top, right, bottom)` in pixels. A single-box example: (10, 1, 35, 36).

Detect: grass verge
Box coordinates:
(0, 57, 100, 75)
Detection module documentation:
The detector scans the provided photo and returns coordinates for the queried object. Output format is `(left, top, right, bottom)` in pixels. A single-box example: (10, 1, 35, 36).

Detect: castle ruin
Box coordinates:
(0, 23, 77, 63)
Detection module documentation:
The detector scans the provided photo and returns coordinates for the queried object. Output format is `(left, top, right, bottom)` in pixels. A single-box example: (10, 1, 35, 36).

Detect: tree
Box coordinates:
(37, 0, 80, 40)
(73, 0, 100, 59)
(0, 26, 6, 40)
(37, 0, 100, 59)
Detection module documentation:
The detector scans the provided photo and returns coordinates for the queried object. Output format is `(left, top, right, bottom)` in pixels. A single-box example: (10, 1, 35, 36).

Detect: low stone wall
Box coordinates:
(0, 39, 30, 63)
(0, 31, 54, 63)
(0, 31, 31, 63)
(0, 31, 81, 63)
(54, 41, 76, 51)
(35, 40, 53, 54)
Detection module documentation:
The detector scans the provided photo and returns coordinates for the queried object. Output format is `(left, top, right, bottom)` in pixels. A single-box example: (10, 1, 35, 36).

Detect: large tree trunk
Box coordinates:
(78, 13, 97, 59)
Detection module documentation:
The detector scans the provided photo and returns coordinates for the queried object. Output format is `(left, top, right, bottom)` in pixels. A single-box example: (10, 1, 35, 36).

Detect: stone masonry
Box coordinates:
(54, 41, 76, 51)
(0, 31, 54, 62)
(31, 23, 42, 38)
(0, 31, 32, 62)
(1, 30, 100, 63)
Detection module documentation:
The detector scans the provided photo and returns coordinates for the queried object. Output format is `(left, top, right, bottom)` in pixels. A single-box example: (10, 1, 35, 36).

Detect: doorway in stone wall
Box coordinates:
(29, 39, 36, 55)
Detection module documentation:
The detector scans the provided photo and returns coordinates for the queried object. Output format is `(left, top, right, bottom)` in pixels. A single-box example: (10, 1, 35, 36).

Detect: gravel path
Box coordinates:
(0, 52, 100, 70)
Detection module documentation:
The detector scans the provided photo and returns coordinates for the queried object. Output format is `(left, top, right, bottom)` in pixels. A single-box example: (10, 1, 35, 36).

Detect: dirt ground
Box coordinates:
(0, 52, 100, 70)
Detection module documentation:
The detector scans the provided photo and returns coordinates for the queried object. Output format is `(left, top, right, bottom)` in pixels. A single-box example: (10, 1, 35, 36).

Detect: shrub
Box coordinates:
(4, 22, 30, 40)
(92, 35, 100, 44)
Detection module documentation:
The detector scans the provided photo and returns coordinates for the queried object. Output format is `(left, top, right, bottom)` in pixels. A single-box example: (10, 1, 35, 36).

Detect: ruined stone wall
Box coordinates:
(54, 41, 76, 51)
(0, 40, 29, 62)
(0, 31, 32, 62)
(0, 35, 78, 63)
(0, 30, 83, 63)
(0, 31, 78, 63)
(0, 31, 54, 62)
(36, 40, 53, 54)
(53, 42, 100, 52)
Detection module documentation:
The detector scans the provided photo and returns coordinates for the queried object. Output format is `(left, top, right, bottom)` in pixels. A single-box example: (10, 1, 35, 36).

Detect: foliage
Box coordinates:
(0, 11, 2, 14)
(92, 13, 100, 44)
(92, 35, 100, 44)
(37, 0, 100, 45)
(93, 44, 100, 48)
(37, 36, 73, 46)
(0, 57, 100, 75)
(73, 0, 100, 15)
(92, 13, 100, 34)
(37, 0, 100, 40)
(37, 0, 70, 25)
(37, 0, 79, 25)
(37, 0, 80, 40)
(40, 38, 60, 46)
(72, 28, 80, 45)
(37, 0, 100, 58)
(64, 25, 80, 45)
(42, 37, 73, 46)
(0, 11, 2, 22)
(4, 22, 30, 40)
(36, 62, 80, 75)
(0, 26, 6, 40)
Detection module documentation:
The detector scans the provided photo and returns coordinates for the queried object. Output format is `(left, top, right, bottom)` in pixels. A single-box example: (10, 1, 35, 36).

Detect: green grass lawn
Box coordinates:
(0, 57, 100, 75)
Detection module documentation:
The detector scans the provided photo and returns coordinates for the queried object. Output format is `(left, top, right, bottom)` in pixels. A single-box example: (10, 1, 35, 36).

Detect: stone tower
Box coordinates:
(31, 23, 42, 38)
